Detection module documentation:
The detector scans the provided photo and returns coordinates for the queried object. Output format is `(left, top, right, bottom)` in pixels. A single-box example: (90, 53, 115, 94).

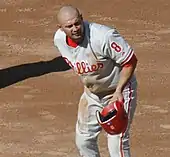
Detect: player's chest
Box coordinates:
(62, 45, 106, 75)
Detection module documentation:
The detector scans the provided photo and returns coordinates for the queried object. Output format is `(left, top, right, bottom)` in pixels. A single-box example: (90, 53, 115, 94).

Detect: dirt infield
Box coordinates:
(0, 0, 170, 157)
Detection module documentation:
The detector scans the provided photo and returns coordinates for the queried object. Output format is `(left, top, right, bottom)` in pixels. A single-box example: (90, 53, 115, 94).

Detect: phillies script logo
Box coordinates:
(63, 57, 104, 74)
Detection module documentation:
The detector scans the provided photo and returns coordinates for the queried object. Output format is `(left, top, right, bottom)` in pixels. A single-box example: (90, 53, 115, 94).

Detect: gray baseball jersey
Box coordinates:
(54, 21, 136, 95)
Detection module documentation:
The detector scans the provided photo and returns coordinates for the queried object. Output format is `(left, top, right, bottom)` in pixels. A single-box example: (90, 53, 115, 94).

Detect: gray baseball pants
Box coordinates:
(75, 81, 137, 157)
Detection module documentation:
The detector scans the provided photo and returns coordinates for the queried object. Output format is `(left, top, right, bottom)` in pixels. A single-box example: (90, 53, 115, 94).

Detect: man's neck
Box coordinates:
(66, 36, 78, 48)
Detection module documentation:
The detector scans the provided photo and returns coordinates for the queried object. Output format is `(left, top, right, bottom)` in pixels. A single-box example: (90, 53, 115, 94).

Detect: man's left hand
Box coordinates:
(109, 91, 124, 104)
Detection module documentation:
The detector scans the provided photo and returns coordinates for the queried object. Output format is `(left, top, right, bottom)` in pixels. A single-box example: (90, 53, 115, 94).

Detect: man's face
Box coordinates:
(60, 14, 84, 42)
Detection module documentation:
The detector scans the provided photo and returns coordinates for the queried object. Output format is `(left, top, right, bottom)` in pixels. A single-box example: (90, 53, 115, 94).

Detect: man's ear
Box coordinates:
(80, 14, 83, 21)
(57, 24, 63, 31)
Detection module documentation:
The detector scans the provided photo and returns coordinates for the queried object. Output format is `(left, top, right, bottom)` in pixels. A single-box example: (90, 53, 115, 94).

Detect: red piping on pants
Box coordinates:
(120, 82, 132, 157)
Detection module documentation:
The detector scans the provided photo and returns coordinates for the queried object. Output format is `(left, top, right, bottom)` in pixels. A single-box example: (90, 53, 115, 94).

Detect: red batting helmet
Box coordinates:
(96, 101, 128, 135)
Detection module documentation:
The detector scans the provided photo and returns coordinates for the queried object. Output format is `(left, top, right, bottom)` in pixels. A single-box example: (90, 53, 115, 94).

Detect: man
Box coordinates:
(54, 5, 138, 157)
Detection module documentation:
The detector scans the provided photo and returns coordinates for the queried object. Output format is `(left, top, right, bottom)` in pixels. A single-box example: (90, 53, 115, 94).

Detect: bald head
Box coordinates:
(56, 5, 84, 43)
(57, 5, 81, 25)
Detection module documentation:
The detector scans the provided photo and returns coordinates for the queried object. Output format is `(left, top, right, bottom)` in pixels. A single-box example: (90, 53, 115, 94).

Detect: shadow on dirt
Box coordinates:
(0, 56, 71, 89)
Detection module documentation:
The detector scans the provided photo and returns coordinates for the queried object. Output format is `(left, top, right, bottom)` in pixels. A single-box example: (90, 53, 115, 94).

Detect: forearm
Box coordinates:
(116, 63, 137, 93)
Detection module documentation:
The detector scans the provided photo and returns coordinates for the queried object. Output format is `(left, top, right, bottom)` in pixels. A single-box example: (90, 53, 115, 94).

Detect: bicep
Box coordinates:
(103, 30, 134, 65)
(122, 54, 138, 68)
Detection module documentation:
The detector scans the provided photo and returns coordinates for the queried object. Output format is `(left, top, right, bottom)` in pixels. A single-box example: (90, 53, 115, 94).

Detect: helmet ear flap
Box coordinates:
(96, 101, 128, 135)
(96, 108, 118, 124)
(96, 110, 103, 123)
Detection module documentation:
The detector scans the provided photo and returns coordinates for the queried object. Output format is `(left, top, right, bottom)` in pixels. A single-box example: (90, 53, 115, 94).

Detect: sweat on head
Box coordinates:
(57, 5, 81, 23)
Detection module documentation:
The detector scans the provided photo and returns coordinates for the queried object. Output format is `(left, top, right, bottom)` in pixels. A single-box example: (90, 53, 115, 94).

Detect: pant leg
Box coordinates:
(107, 81, 138, 157)
(75, 92, 103, 157)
